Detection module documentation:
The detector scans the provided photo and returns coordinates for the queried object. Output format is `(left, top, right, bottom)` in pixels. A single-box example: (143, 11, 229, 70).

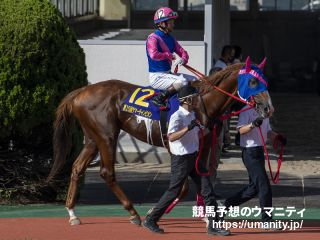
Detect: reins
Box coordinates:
(179, 64, 255, 107)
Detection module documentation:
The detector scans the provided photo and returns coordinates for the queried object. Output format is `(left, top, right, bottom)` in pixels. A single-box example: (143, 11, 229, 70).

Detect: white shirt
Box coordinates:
(167, 106, 199, 155)
(237, 107, 272, 148)
(213, 59, 227, 69)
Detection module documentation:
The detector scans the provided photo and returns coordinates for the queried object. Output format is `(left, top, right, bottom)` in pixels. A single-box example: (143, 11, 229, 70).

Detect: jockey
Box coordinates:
(146, 7, 197, 108)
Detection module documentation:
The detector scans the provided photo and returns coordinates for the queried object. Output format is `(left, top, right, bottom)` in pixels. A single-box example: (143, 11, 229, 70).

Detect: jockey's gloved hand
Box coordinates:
(276, 134, 287, 146)
(252, 117, 264, 127)
(188, 119, 201, 131)
(175, 58, 185, 66)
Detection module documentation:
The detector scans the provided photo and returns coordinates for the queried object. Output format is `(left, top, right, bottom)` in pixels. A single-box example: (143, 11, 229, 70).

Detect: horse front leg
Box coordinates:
(98, 135, 141, 226)
(65, 141, 98, 225)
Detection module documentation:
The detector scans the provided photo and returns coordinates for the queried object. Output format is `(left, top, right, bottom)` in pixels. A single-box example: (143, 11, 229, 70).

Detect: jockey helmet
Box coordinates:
(154, 7, 178, 24)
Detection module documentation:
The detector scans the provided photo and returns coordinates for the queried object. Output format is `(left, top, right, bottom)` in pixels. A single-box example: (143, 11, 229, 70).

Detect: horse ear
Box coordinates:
(245, 56, 251, 72)
(258, 57, 267, 71)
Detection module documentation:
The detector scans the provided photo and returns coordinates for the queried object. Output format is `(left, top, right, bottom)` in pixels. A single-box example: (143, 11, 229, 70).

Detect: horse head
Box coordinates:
(238, 56, 274, 118)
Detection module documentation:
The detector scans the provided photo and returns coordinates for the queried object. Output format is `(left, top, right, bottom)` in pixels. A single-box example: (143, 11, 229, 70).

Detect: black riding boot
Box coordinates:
(152, 89, 176, 108)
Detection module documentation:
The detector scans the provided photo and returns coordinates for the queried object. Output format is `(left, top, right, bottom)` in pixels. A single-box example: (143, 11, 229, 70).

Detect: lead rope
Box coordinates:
(195, 124, 217, 176)
(258, 127, 284, 184)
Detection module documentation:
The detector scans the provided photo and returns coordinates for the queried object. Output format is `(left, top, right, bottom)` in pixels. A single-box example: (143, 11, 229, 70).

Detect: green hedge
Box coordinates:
(0, 0, 88, 202)
(0, 0, 88, 145)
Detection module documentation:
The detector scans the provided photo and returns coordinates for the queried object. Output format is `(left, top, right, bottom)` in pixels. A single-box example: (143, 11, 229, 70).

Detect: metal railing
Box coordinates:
(50, 0, 99, 18)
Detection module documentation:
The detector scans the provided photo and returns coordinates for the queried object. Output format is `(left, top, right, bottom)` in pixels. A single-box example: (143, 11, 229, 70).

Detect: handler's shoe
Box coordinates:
(207, 226, 230, 236)
(142, 219, 164, 234)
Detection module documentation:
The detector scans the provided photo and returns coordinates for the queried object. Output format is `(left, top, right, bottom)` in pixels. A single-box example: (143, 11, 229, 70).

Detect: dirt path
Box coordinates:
(0, 217, 319, 240)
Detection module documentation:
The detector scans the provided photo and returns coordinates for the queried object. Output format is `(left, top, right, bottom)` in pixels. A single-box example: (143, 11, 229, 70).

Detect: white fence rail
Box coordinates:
(50, 0, 99, 18)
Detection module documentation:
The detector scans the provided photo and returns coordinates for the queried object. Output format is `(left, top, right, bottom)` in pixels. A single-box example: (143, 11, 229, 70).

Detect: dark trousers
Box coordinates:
(225, 146, 272, 222)
(147, 152, 217, 222)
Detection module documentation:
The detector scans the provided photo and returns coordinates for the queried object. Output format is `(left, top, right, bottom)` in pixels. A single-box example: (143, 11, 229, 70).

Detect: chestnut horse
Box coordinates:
(47, 60, 273, 225)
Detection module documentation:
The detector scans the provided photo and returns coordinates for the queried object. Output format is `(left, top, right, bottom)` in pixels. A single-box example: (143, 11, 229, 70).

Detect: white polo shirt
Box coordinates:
(237, 107, 272, 148)
(167, 106, 199, 155)
(213, 59, 227, 69)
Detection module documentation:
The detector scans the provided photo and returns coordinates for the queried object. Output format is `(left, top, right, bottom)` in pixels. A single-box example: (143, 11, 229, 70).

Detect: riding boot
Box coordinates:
(151, 90, 170, 108)
(151, 87, 177, 108)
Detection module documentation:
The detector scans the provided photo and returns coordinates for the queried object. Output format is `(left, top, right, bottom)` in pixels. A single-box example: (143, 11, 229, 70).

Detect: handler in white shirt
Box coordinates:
(224, 106, 286, 229)
(143, 84, 230, 236)
(167, 105, 199, 155)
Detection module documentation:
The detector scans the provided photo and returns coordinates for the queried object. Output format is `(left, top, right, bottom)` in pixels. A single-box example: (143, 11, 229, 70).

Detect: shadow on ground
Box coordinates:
(79, 169, 320, 209)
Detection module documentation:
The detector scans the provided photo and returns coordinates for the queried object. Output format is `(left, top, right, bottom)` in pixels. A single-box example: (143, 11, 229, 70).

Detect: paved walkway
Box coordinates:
(80, 160, 320, 211)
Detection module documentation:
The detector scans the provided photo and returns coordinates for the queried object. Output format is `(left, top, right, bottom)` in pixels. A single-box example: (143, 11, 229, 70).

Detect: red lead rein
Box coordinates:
(258, 127, 284, 184)
(195, 124, 217, 176)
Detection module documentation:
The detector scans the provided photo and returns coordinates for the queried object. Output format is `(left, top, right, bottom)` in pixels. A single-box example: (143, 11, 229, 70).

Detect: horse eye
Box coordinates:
(248, 78, 258, 88)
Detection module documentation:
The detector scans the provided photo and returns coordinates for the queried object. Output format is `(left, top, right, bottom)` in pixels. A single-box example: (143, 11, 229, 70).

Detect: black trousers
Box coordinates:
(147, 152, 217, 222)
(225, 146, 272, 222)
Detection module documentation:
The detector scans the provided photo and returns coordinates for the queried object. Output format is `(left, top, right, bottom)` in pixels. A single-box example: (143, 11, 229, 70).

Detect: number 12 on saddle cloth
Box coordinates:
(122, 86, 179, 121)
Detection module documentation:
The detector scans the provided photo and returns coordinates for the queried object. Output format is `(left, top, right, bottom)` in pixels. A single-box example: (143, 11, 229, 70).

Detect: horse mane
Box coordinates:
(192, 63, 243, 94)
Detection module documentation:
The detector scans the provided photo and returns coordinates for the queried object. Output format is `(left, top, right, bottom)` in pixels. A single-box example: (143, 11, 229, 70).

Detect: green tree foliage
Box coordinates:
(0, 0, 88, 202)
(0, 0, 87, 145)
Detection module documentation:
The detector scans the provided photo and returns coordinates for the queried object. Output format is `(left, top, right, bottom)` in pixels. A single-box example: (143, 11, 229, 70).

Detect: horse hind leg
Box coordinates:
(65, 139, 98, 225)
(98, 133, 141, 226)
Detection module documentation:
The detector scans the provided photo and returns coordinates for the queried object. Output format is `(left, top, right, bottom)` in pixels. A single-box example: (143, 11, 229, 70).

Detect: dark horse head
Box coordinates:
(237, 56, 274, 118)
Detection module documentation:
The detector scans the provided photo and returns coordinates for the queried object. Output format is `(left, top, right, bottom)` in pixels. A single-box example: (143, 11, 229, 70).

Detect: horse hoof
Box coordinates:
(69, 217, 81, 225)
(129, 215, 141, 226)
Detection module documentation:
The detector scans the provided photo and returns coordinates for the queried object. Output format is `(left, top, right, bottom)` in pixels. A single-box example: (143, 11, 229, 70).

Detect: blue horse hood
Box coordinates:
(237, 65, 268, 101)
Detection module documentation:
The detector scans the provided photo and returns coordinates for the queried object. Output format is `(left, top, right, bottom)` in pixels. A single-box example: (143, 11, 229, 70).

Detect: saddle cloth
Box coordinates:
(122, 86, 179, 122)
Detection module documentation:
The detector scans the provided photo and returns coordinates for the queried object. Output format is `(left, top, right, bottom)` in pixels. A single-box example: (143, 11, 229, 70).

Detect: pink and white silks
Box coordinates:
(146, 33, 196, 90)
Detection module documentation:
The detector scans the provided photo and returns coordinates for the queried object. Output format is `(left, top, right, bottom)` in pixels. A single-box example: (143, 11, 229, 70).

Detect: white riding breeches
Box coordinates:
(149, 72, 197, 90)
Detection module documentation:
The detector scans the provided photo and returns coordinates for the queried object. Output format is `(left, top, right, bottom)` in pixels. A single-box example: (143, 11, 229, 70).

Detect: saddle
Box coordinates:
(122, 86, 180, 137)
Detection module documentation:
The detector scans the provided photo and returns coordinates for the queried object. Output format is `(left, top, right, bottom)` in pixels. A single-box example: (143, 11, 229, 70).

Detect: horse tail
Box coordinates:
(46, 88, 83, 183)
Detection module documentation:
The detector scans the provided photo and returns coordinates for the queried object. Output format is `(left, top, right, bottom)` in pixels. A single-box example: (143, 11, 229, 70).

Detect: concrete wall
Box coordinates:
(79, 40, 205, 85)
